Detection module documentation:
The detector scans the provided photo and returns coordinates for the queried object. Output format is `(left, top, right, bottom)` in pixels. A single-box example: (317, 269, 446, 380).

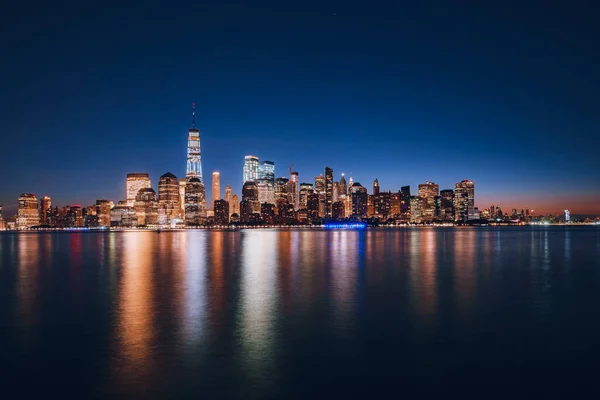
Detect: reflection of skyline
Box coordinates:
(239, 230, 279, 382)
(114, 232, 155, 387)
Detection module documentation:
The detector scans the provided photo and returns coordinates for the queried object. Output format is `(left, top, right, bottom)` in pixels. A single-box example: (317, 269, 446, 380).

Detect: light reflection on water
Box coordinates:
(1, 227, 600, 398)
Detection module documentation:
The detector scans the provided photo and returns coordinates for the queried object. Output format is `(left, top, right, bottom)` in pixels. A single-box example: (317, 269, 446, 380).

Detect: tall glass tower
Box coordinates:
(186, 103, 203, 182)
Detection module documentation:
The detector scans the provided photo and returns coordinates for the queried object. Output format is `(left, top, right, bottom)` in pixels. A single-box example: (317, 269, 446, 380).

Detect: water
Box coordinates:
(1, 227, 600, 398)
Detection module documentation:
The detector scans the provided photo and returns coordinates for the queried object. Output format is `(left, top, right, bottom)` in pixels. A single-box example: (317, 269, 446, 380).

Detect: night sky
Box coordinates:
(2, 1, 599, 215)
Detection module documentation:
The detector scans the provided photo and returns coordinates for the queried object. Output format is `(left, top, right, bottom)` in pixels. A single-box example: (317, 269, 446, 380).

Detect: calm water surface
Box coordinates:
(1, 227, 600, 398)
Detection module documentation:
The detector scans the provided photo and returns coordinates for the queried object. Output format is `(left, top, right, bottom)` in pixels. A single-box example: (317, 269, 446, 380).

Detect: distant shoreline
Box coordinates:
(2, 223, 598, 233)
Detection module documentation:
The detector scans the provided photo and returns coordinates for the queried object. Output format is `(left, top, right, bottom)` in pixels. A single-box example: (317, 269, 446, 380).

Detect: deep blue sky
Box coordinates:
(2, 1, 599, 214)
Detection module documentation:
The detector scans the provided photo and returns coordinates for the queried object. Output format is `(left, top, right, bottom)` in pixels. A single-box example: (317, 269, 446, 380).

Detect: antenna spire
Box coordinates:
(192, 102, 196, 128)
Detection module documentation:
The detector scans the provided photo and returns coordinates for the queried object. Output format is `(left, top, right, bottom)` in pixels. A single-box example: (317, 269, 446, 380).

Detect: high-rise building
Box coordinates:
(287, 171, 299, 210)
(275, 177, 289, 202)
(418, 181, 439, 220)
(333, 181, 340, 203)
(243, 155, 259, 183)
(373, 178, 380, 195)
(391, 192, 401, 217)
(184, 178, 205, 226)
(242, 181, 260, 214)
(179, 178, 186, 217)
(440, 189, 455, 221)
(564, 209, 571, 223)
(186, 103, 203, 182)
(299, 183, 314, 208)
(260, 203, 276, 225)
(40, 195, 52, 226)
(96, 199, 113, 227)
(158, 172, 180, 224)
(134, 188, 159, 226)
(350, 183, 368, 217)
(314, 175, 325, 194)
(214, 199, 229, 225)
(0, 205, 5, 231)
(212, 171, 221, 207)
(410, 196, 422, 223)
(258, 160, 275, 181)
(454, 180, 475, 221)
(374, 192, 392, 219)
(332, 201, 345, 220)
(224, 184, 233, 216)
(231, 194, 240, 216)
(17, 193, 39, 229)
(339, 173, 348, 195)
(325, 166, 333, 217)
(126, 173, 151, 207)
(306, 193, 320, 220)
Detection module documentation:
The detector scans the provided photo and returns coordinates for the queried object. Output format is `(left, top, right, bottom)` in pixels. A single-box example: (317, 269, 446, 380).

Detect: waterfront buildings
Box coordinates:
(214, 199, 229, 225)
(134, 188, 159, 226)
(350, 183, 368, 217)
(158, 172, 180, 224)
(17, 193, 39, 229)
(325, 166, 333, 217)
(212, 171, 220, 208)
(454, 180, 475, 221)
(440, 189, 455, 221)
(126, 173, 151, 207)
(96, 199, 113, 227)
(184, 178, 205, 226)
(418, 181, 439, 220)
(40, 195, 52, 226)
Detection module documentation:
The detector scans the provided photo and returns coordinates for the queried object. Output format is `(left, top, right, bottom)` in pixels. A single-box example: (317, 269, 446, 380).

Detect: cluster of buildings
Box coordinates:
(0, 105, 578, 230)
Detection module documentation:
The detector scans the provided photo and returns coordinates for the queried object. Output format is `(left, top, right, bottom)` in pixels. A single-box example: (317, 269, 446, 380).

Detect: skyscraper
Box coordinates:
(231, 194, 240, 216)
(126, 173, 151, 207)
(212, 171, 221, 208)
(418, 181, 439, 220)
(454, 180, 475, 221)
(275, 177, 289, 203)
(257, 160, 275, 205)
(350, 183, 368, 217)
(184, 178, 204, 226)
(17, 193, 39, 229)
(158, 172, 180, 223)
(564, 209, 571, 223)
(325, 166, 333, 217)
(95, 199, 113, 227)
(224, 184, 233, 216)
(440, 189, 455, 221)
(179, 178, 186, 217)
(287, 171, 299, 210)
(373, 178, 380, 195)
(299, 183, 313, 208)
(243, 155, 259, 183)
(134, 188, 159, 226)
(242, 181, 260, 213)
(214, 199, 229, 225)
(40, 195, 52, 226)
(186, 103, 203, 182)
(339, 173, 348, 195)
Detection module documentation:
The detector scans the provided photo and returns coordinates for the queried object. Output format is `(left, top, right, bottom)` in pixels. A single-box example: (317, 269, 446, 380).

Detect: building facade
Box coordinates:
(126, 173, 151, 207)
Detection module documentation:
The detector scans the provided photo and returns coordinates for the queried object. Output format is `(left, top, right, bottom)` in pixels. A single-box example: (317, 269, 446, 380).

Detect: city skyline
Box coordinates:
(1, 2, 599, 215)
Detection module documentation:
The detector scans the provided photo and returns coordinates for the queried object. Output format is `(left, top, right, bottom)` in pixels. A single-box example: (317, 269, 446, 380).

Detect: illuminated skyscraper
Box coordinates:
(214, 200, 229, 225)
(275, 177, 289, 202)
(410, 196, 423, 223)
(564, 209, 571, 223)
(454, 180, 475, 221)
(185, 178, 204, 226)
(350, 183, 368, 217)
(158, 172, 180, 223)
(287, 171, 299, 210)
(373, 178, 380, 195)
(314, 174, 326, 217)
(95, 199, 113, 227)
(179, 178, 186, 217)
(299, 183, 313, 208)
(333, 181, 340, 203)
(212, 171, 221, 207)
(418, 181, 439, 220)
(325, 166, 333, 217)
(339, 173, 348, 195)
(440, 189, 455, 221)
(126, 173, 151, 207)
(231, 194, 240, 216)
(224, 184, 233, 216)
(243, 155, 259, 183)
(40, 195, 52, 226)
(17, 193, 39, 229)
(257, 160, 275, 205)
(186, 103, 203, 182)
(134, 188, 159, 226)
(242, 181, 260, 213)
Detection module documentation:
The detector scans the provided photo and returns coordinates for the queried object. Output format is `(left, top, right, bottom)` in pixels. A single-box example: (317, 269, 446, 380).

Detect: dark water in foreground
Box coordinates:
(1, 227, 600, 398)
